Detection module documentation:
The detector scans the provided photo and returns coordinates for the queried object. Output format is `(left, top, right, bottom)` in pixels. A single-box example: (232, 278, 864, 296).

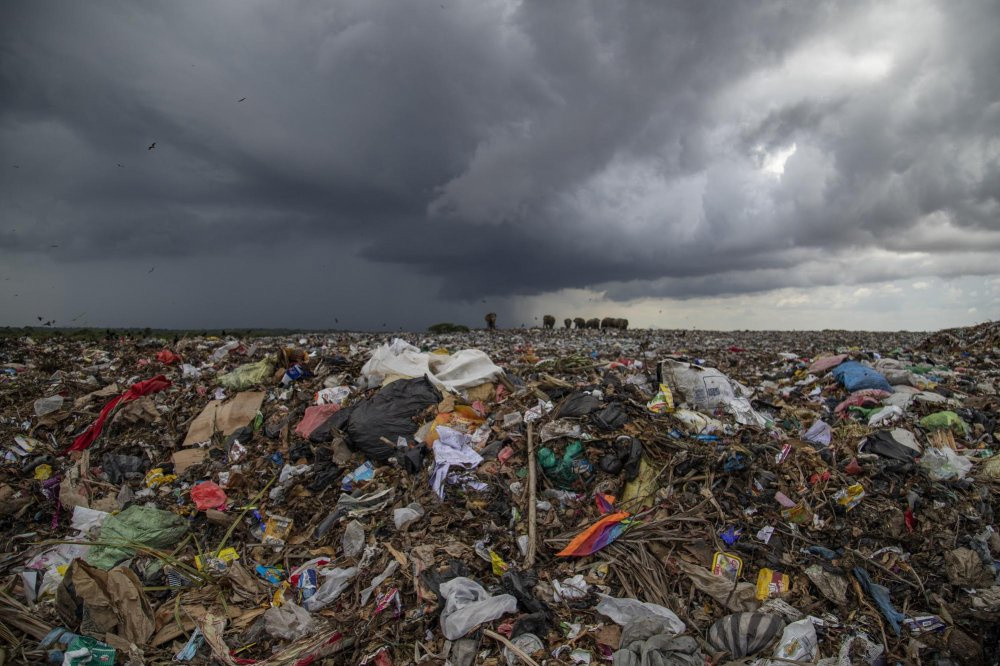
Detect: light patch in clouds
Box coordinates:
(762, 143, 797, 176)
(514, 275, 997, 332)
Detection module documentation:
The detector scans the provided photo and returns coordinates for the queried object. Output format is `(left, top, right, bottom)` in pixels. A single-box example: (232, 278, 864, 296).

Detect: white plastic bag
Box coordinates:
(439, 577, 517, 640)
(71, 506, 110, 534)
(769, 618, 818, 663)
(553, 575, 590, 602)
(920, 447, 972, 481)
(342, 521, 365, 558)
(595, 595, 686, 635)
(360, 560, 399, 604)
(393, 502, 424, 531)
(302, 566, 358, 611)
(868, 405, 904, 427)
(263, 602, 314, 640)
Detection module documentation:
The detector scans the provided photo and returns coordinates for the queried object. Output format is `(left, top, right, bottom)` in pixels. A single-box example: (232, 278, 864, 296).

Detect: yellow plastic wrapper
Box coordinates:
(489, 551, 509, 576)
(144, 467, 177, 488)
(781, 501, 812, 524)
(834, 483, 865, 511)
(263, 515, 294, 546)
(646, 384, 675, 413)
(195, 547, 240, 572)
(755, 568, 790, 600)
(34, 464, 52, 481)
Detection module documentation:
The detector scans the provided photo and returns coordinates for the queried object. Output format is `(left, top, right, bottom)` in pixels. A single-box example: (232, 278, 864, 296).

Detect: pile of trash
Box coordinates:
(0, 323, 998, 664)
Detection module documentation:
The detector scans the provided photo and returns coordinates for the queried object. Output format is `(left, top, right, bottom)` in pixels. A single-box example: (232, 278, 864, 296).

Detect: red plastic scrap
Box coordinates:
(156, 349, 183, 365)
(66, 375, 172, 452)
(191, 481, 228, 511)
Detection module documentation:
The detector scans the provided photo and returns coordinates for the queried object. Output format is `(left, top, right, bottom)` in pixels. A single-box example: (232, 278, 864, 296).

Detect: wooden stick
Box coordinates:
(524, 421, 538, 568)
(484, 629, 541, 666)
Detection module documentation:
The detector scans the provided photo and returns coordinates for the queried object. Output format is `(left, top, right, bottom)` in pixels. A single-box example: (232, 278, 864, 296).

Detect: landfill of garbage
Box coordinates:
(0, 321, 998, 665)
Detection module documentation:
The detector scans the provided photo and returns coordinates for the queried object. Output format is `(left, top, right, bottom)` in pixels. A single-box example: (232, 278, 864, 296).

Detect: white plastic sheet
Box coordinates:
(361, 338, 503, 394)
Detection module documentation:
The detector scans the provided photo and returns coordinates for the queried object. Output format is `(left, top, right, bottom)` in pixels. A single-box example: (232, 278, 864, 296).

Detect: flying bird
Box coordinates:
(148, 142, 156, 150)
(49, 244, 58, 248)
(238, 97, 246, 102)
(148, 266, 155, 274)
(37, 316, 42, 321)
(11, 165, 19, 169)
(117, 163, 124, 168)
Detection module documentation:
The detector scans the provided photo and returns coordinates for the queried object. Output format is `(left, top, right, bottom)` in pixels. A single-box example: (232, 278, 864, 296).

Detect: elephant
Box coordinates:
(573, 317, 586, 329)
(485, 312, 497, 330)
(586, 318, 600, 329)
(542, 314, 556, 329)
(617, 318, 629, 330)
(601, 317, 616, 329)
(564, 318, 572, 329)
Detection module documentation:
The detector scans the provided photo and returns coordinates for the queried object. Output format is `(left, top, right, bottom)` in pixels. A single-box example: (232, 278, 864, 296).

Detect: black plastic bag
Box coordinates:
(308, 407, 353, 444)
(307, 447, 340, 492)
(592, 402, 630, 430)
(345, 377, 441, 461)
(101, 454, 149, 485)
(859, 430, 919, 461)
(501, 570, 548, 615)
(553, 392, 602, 418)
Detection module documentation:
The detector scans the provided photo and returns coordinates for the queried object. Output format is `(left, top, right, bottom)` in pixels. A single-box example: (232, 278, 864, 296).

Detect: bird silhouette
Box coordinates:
(238, 97, 246, 102)
(148, 266, 155, 273)
(117, 163, 124, 168)
(37, 316, 42, 321)
(11, 165, 19, 169)
(148, 142, 156, 150)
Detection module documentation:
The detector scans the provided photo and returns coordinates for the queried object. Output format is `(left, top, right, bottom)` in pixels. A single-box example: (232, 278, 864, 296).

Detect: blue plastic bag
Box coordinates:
(831, 361, 893, 393)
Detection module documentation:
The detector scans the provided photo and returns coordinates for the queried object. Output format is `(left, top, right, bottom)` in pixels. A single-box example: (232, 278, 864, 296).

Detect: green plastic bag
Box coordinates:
(218, 359, 274, 391)
(538, 441, 590, 489)
(85, 505, 189, 569)
(919, 411, 969, 436)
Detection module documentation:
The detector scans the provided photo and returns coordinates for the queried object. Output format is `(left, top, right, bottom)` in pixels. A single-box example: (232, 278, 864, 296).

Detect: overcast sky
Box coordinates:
(2, 1, 998, 331)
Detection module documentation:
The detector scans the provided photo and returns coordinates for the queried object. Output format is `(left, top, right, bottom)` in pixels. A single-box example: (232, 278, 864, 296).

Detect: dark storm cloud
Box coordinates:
(1, 0, 999, 328)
